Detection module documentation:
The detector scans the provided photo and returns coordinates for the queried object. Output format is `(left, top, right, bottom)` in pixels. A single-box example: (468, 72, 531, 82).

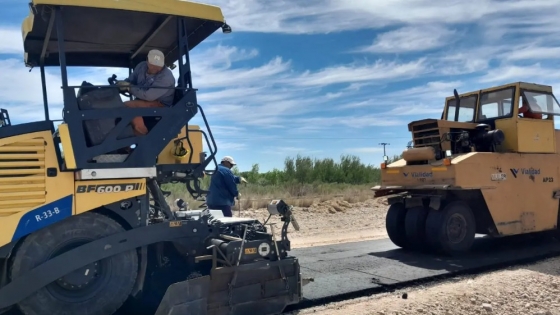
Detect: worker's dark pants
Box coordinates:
(207, 204, 232, 217)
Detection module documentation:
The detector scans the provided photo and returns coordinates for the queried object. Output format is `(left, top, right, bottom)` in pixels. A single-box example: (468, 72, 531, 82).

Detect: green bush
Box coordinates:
(162, 154, 405, 205)
(236, 154, 382, 186)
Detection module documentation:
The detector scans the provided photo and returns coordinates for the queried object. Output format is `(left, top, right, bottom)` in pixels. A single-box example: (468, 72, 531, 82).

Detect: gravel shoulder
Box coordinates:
(287, 257, 560, 315)
(237, 197, 389, 248)
(238, 197, 560, 315)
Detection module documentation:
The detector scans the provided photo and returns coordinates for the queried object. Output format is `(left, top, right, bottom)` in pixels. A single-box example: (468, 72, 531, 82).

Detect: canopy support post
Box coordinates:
(54, 7, 68, 89)
(177, 17, 192, 92)
(39, 9, 55, 121)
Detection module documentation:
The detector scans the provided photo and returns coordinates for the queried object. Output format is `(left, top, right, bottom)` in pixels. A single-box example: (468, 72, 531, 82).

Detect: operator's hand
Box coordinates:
(240, 176, 248, 184)
(116, 80, 130, 92)
(237, 193, 242, 198)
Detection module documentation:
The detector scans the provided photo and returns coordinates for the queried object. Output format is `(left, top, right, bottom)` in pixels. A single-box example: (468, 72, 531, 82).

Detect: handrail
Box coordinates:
(197, 103, 218, 172)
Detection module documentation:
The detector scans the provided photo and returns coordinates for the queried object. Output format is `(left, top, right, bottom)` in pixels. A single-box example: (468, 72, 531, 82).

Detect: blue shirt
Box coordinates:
(205, 165, 241, 206)
(124, 61, 176, 107)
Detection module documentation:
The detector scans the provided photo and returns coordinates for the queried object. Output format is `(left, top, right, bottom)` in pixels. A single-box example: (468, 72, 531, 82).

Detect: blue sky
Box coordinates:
(2, 0, 560, 172)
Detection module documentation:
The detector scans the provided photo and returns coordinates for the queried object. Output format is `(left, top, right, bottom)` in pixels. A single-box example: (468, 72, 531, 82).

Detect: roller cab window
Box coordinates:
(477, 87, 515, 121)
(520, 90, 560, 119)
(445, 94, 477, 122)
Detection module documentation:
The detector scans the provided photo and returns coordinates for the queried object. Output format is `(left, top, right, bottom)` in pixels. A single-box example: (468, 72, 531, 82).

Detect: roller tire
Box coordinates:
(9, 212, 138, 315)
(425, 201, 476, 256)
(385, 202, 409, 249)
(404, 206, 430, 251)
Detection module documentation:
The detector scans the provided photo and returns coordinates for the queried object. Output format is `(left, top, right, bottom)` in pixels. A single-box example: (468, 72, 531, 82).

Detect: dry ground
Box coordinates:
(232, 196, 389, 248)
(225, 196, 560, 315)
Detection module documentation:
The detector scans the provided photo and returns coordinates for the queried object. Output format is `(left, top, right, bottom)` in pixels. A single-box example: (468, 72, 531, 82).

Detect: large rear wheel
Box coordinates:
(9, 212, 138, 315)
(425, 201, 476, 255)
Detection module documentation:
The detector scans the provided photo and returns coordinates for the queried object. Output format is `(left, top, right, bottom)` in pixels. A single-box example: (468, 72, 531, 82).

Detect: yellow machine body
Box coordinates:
(157, 125, 204, 165)
(381, 152, 559, 236)
(373, 82, 560, 254)
(0, 121, 204, 248)
(0, 129, 147, 248)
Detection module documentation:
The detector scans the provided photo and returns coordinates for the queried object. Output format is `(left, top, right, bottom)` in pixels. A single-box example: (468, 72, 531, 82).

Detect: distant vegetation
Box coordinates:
(163, 153, 403, 210)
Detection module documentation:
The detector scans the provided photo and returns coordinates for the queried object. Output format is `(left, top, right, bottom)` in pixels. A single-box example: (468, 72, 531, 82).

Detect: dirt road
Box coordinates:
(239, 197, 389, 248)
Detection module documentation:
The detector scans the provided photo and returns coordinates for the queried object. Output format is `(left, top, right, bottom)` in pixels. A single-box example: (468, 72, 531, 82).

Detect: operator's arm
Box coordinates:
(233, 175, 241, 184)
(130, 69, 175, 102)
(124, 62, 142, 84)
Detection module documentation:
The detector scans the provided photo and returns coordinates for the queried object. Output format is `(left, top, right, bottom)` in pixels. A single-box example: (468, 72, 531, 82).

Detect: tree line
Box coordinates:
(229, 154, 402, 186)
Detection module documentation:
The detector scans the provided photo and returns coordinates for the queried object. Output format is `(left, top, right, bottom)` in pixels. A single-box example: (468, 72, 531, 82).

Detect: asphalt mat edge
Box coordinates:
(284, 233, 560, 312)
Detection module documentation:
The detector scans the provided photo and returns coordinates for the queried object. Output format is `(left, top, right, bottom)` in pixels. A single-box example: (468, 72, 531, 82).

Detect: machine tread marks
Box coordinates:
(9, 212, 138, 315)
(404, 206, 430, 251)
(425, 200, 476, 255)
(386, 202, 409, 248)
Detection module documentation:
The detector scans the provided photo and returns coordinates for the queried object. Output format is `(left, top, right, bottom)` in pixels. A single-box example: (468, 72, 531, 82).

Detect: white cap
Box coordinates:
(221, 156, 236, 165)
(147, 49, 165, 67)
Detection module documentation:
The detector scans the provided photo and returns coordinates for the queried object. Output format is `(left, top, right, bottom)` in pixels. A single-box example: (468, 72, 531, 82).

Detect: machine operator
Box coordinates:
(519, 96, 543, 119)
(116, 49, 176, 135)
(206, 156, 248, 217)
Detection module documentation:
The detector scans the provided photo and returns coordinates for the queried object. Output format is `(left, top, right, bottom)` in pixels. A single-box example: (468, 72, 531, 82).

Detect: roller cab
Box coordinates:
(373, 82, 560, 255)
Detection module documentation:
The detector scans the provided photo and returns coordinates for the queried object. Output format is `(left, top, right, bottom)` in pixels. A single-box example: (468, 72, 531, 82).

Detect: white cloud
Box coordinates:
(2, 0, 560, 171)
(295, 115, 406, 130)
(478, 64, 560, 84)
(0, 28, 22, 54)
(287, 58, 429, 87)
(0, 58, 64, 122)
(503, 46, 560, 61)
(339, 80, 462, 117)
(355, 25, 458, 53)
(202, 0, 560, 36)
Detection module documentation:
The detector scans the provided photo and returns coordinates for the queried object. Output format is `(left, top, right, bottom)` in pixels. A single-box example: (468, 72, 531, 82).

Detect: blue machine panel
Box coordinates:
(12, 195, 73, 242)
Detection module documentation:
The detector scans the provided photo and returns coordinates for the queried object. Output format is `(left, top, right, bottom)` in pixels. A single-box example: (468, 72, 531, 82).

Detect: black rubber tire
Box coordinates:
(425, 201, 476, 256)
(404, 206, 430, 251)
(9, 212, 138, 315)
(386, 202, 409, 249)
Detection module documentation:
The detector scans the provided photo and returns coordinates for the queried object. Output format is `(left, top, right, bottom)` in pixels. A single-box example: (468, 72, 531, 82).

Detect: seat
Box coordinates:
(76, 81, 135, 147)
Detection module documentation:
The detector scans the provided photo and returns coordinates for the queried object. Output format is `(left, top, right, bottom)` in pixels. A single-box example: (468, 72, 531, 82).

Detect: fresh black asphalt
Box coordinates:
(290, 233, 560, 303)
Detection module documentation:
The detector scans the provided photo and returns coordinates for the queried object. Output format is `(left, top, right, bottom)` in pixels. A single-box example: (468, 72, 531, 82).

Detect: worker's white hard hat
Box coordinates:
(221, 156, 236, 165)
(147, 49, 165, 67)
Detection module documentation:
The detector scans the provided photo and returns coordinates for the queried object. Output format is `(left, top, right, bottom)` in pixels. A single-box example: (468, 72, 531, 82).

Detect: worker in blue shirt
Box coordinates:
(206, 156, 247, 217)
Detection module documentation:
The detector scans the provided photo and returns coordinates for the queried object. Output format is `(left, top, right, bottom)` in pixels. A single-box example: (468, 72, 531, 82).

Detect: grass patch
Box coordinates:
(162, 182, 374, 210)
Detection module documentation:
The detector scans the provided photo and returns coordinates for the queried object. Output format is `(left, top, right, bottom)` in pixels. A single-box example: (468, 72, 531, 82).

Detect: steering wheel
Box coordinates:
(108, 74, 131, 97)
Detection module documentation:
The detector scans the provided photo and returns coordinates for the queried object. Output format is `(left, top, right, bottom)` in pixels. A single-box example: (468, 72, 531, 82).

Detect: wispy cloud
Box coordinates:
(2, 0, 560, 173)
(0, 27, 22, 54)
(355, 25, 458, 54)
(287, 58, 429, 87)
(478, 64, 560, 84)
(204, 0, 560, 36)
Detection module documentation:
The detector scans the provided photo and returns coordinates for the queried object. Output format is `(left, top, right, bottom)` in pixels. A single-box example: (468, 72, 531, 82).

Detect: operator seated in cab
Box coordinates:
(116, 49, 176, 135)
(519, 96, 543, 119)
